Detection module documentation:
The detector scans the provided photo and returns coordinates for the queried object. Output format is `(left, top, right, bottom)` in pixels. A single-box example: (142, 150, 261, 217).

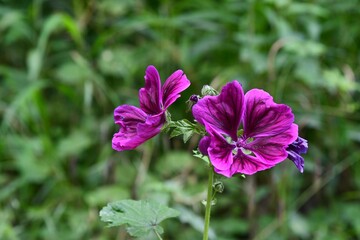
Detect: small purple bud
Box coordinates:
(190, 95, 199, 103)
(186, 95, 201, 111)
(198, 136, 211, 155)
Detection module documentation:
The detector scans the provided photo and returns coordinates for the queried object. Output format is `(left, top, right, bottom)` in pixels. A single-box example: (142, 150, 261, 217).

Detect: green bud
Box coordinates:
(201, 85, 218, 96)
(213, 181, 224, 193)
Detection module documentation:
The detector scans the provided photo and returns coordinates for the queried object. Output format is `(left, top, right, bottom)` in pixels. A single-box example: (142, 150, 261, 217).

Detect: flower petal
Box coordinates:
(198, 136, 211, 156)
(162, 69, 191, 110)
(137, 113, 166, 139)
(206, 125, 235, 171)
(287, 151, 305, 173)
(287, 136, 308, 173)
(192, 81, 244, 140)
(232, 152, 274, 175)
(243, 89, 294, 138)
(112, 105, 165, 151)
(287, 136, 308, 154)
(114, 105, 147, 127)
(246, 124, 298, 165)
(139, 65, 162, 115)
(214, 151, 274, 177)
(213, 167, 236, 178)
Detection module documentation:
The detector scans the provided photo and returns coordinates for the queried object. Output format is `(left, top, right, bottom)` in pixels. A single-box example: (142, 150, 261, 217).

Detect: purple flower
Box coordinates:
(192, 81, 301, 177)
(286, 137, 308, 173)
(112, 65, 190, 151)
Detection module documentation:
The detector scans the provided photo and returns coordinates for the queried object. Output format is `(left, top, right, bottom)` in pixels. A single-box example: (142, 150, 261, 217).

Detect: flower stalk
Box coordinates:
(203, 165, 214, 240)
(154, 229, 163, 240)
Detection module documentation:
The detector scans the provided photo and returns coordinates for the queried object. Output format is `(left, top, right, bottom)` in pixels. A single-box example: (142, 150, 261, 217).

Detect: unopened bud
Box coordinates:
(189, 95, 199, 103)
(213, 181, 224, 193)
(201, 85, 218, 96)
(186, 95, 200, 111)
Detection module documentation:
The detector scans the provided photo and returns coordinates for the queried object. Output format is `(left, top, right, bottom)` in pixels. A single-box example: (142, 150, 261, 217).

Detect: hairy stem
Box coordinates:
(203, 165, 214, 240)
(154, 229, 163, 240)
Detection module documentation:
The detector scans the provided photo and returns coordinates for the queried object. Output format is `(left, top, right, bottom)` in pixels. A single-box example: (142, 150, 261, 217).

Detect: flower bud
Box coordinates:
(213, 181, 224, 193)
(201, 85, 218, 96)
(189, 95, 199, 103)
(186, 95, 200, 111)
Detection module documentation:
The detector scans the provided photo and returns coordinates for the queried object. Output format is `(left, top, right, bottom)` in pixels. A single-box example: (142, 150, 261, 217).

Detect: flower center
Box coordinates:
(236, 137, 254, 155)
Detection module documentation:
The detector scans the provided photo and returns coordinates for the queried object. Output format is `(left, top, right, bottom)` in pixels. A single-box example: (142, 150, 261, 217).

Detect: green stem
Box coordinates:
(154, 229, 163, 240)
(203, 165, 214, 240)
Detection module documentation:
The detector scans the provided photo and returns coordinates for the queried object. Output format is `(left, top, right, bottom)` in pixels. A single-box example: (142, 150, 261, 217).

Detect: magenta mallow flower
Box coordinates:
(192, 80, 306, 177)
(112, 65, 190, 151)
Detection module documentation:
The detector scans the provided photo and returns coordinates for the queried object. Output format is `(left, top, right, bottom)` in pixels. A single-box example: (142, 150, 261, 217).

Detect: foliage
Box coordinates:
(99, 200, 179, 238)
(167, 119, 205, 143)
(0, 0, 360, 239)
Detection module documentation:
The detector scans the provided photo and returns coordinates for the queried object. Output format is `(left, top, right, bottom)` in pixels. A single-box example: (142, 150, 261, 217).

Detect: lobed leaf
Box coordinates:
(99, 200, 179, 238)
(168, 119, 205, 143)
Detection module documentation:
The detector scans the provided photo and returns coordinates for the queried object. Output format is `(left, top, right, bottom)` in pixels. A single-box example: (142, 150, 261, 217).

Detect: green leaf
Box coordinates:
(168, 119, 205, 143)
(193, 149, 210, 164)
(99, 200, 179, 238)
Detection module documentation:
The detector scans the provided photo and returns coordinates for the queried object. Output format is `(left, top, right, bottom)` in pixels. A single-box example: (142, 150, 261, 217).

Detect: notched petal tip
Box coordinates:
(244, 89, 295, 138)
(140, 65, 162, 115)
(146, 65, 156, 71)
(243, 123, 298, 168)
(233, 152, 275, 175)
(145, 65, 160, 80)
(214, 167, 234, 178)
(162, 70, 191, 110)
(214, 151, 275, 177)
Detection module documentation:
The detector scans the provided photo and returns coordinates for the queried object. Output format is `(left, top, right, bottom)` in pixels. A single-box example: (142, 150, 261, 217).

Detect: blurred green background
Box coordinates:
(1, 0, 360, 239)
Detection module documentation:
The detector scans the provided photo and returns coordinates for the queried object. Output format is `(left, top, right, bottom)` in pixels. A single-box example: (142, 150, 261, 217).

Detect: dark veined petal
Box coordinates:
(112, 105, 165, 151)
(232, 152, 274, 175)
(192, 81, 244, 140)
(137, 113, 166, 139)
(162, 69, 190, 110)
(287, 136, 308, 154)
(139, 65, 162, 115)
(213, 166, 236, 178)
(287, 136, 308, 173)
(198, 136, 211, 155)
(246, 124, 298, 165)
(243, 89, 294, 138)
(214, 151, 274, 177)
(287, 151, 305, 173)
(206, 125, 235, 171)
(114, 105, 147, 127)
